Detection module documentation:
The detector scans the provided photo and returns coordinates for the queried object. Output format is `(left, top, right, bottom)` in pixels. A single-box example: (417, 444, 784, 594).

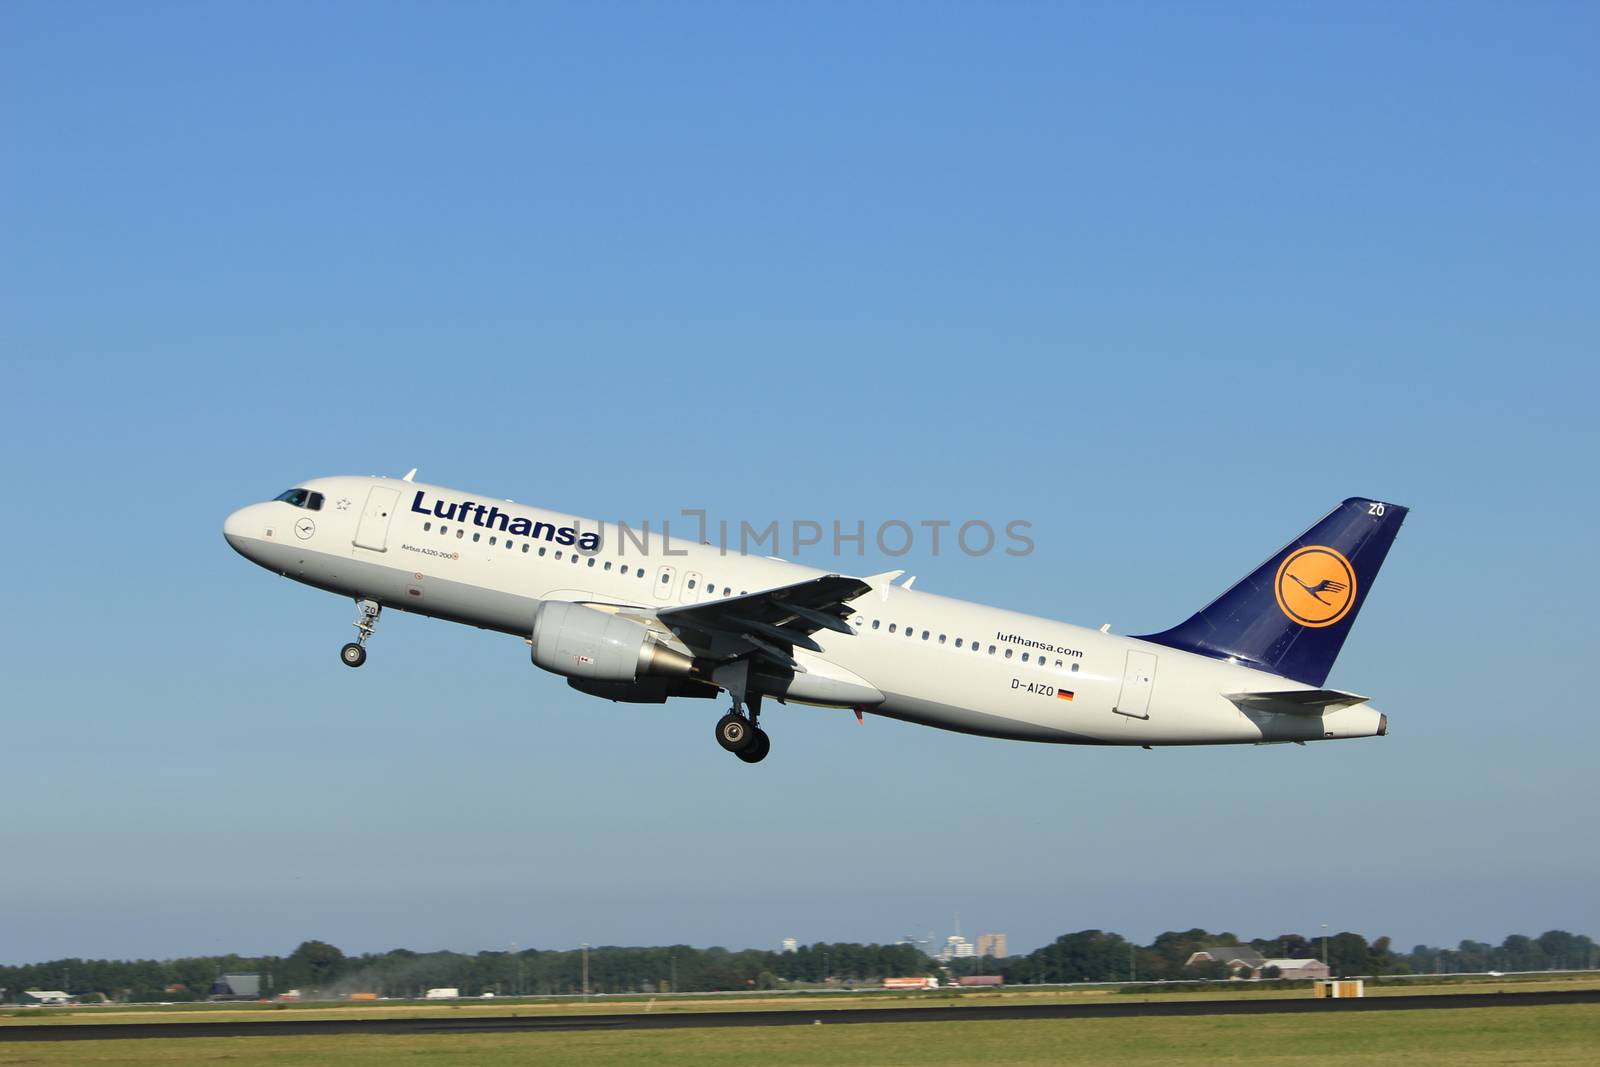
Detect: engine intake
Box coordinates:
(530, 601, 693, 683)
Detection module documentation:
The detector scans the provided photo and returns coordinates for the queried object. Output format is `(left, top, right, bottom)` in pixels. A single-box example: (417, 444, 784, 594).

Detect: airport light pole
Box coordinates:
(1321, 924, 1329, 973)
(582, 944, 589, 1001)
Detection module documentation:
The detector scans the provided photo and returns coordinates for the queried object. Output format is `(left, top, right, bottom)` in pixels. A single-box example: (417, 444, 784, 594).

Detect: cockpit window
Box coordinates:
(274, 488, 323, 510)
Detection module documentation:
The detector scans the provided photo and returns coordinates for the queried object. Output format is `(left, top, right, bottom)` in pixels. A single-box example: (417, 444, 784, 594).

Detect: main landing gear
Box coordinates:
(712, 660, 770, 763)
(340, 598, 381, 668)
(715, 698, 771, 764)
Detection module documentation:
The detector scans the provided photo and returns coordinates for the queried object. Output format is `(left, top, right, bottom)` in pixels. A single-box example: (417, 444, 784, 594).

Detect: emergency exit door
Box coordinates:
(1113, 649, 1157, 720)
(354, 486, 400, 551)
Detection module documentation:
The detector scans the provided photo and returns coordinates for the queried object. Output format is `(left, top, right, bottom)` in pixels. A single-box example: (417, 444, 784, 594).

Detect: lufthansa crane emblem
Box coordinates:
(1274, 545, 1355, 628)
(295, 518, 316, 540)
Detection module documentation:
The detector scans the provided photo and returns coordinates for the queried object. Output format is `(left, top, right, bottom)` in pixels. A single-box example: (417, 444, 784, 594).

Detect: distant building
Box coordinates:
(940, 935, 975, 961)
(19, 991, 76, 1006)
(208, 973, 261, 1001)
(781, 938, 798, 954)
(1183, 947, 1327, 979)
(897, 934, 933, 955)
(1185, 946, 1267, 975)
(1260, 958, 1331, 980)
(976, 934, 1008, 959)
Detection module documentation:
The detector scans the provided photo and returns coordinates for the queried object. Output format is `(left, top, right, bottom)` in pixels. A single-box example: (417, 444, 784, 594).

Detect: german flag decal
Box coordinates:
(1056, 689, 1074, 701)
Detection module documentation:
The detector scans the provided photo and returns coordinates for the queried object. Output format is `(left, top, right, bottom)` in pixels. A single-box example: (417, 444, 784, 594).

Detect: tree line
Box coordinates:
(1, 928, 1593, 1002)
(978, 927, 1598, 985)
(0, 940, 933, 1002)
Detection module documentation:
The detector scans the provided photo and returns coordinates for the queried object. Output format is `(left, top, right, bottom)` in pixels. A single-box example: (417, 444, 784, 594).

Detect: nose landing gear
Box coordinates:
(340, 599, 381, 668)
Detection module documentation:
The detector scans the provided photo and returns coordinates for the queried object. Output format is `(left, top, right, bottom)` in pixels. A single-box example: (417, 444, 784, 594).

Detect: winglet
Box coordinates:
(402, 468, 418, 482)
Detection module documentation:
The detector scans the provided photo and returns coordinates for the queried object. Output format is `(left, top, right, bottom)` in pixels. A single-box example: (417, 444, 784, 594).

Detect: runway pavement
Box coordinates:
(2, 988, 1596, 1041)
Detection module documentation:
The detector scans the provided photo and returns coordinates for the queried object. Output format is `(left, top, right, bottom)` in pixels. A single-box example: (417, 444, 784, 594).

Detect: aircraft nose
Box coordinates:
(223, 504, 259, 555)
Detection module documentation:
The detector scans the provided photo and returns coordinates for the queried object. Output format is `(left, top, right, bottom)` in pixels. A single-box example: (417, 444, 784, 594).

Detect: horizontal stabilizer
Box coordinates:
(1226, 689, 1369, 716)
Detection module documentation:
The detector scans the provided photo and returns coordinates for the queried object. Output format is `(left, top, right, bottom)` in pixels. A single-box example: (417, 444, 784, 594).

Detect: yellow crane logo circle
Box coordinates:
(1275, 546, 1356, 628)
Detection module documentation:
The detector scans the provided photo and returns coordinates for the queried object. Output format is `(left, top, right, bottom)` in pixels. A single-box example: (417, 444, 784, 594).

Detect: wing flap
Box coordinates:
(658, 574, 870, 668)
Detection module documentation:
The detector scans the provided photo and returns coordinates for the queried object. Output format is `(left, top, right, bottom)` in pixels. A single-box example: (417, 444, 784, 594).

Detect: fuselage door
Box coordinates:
(653, 564, 677, 601)
(354, 486, 401, 552)
(1113, 649, 1157, 720)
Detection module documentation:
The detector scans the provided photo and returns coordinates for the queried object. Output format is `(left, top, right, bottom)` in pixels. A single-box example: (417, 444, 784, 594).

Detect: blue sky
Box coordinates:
(2, 2, 1596, 964)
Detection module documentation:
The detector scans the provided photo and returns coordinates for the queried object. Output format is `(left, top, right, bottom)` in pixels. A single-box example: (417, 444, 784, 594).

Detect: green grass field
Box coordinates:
(0, 1004, 1595, 1066)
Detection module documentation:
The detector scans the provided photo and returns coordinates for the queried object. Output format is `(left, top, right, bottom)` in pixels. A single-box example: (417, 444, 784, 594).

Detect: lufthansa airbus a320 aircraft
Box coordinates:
(224, 474, 1407, 763)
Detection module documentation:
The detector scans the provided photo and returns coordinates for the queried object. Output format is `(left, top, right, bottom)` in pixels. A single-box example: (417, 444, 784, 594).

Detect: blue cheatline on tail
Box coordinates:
(1135, 497, 1409, 687)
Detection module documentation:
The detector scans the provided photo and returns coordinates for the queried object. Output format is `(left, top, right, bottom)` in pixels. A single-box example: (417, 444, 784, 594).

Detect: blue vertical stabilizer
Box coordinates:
(1135, 498, 1408, 686)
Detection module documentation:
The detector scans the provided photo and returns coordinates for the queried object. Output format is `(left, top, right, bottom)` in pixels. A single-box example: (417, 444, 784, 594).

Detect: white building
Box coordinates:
(939, 935, 975, 961)
(781, 938, 798, 954)
(1260, 958, 1331, 980)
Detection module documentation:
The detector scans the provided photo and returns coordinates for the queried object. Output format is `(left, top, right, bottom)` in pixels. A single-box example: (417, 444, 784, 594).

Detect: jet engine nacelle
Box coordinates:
(530, 601, 693, 683)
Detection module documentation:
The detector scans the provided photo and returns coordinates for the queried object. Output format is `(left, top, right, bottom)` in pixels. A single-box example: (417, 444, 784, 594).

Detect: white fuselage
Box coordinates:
(223, 476, 1387, 746)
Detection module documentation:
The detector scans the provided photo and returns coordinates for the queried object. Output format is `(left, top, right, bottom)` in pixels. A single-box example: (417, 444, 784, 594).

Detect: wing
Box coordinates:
(656, 574, 872, 670)
(1224, 689, 1370, 716)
